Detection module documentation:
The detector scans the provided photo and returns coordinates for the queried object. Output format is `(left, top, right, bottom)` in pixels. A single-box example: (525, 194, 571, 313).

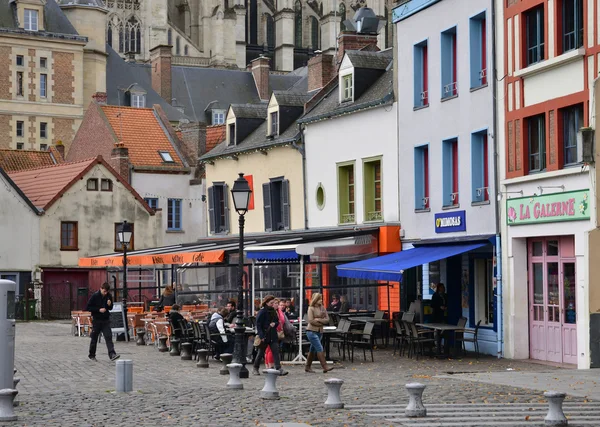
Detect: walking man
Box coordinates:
(87, 282, 120, 361)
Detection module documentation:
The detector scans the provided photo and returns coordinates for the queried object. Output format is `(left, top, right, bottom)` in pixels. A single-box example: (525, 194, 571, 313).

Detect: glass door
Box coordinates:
(561, 261, 577, 364)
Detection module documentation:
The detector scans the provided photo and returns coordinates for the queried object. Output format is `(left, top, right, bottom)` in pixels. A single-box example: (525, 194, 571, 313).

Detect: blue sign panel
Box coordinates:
(434, 210, 466, 233)
(392, 0, 441, 23)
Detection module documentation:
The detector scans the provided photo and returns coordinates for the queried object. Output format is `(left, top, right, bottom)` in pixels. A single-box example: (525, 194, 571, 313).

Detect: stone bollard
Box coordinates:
(405, 383, 427, 417)
(196, 349, 209, 368)
(544, 391, 568, 426)
(158, 335, 169, 352)
(226, 363, 243, 390)
(219, 354, 233, 375)
(169, 339, 181, 356)
(115, 360, 134, 393)
(0, 389, 17, 421)
(324, 378, 344, 409)
(136, 329, 146, 346)
(12, 379, 19, 407)
(260, 369, 281, 400)
(180, 342, 193, 360)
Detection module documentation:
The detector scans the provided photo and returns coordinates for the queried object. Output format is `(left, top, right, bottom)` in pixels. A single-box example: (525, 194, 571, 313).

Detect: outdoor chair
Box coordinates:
(405, 321, 435, 360)
(328, 319, 351, 360)
(401, 312, 414, 323)
(349, 322, 375, 363)
(455, 320, 481, 359)
(393, 319, 408, 357)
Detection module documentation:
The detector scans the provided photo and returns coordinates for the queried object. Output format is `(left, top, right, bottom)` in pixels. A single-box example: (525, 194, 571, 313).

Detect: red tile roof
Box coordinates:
(8, 158, 96, 210)
(100, 105, 184, 168)
(0, 149, 61, 172)
(206, 125, 226, 153)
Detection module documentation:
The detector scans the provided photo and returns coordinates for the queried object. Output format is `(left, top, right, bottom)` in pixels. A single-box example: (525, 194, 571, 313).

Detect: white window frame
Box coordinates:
(131, 94, 145, 108)
(40, 74, 47, 98)
(24, 9, 39, 32)
(40, 57, 47, 68)
(342, 74, 353, 101)
(159, 151, 174, 162)
(212, 110, 225, 125)
(16, 121, 24, 138)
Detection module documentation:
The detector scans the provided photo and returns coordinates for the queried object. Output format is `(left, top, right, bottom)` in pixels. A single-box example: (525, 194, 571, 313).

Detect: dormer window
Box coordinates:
(131, 93, 145, 108)
(228, 123, 236, 146)
(159, 151, 174, 162)
(24, 9, 38, 32)
(270, 111, 279, 136)
(342, 74, 353, 102)
(212, 110, 225, 125)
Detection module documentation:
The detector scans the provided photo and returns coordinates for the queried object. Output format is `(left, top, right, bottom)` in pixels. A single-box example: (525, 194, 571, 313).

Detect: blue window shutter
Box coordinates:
(176, 199, 181, 229)
(413, 45, 421, 107)
(442, 140, 453, 206)
(471, 133, 484, 202)
(223, 184, 230, 233)
(441, 32, 451, 94)
(207, 186, 215, 234)
(414, 147, 424, 209)
(469, 18, 480, 88)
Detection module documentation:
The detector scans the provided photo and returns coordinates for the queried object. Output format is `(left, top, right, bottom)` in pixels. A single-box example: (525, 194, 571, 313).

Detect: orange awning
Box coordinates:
(78, 250, 225, 267)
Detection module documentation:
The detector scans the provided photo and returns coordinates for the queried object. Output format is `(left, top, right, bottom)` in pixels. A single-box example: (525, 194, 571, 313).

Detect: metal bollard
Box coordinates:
(158, 335, 169, 352)
(169, 339, 181, 356)
(136, 329, 146, 346)
(260, 369, 281, 400)
(196, 349, 209, 368)
(12, 378, 19, 407)
(115, 360, 133, 393)
(324, 378, 344, 409)
(219, 354, 233, 375)
(226, 363, 243, 390)
(0, 389, 17, 421)
(180, 342, 193, 360)
(544, 391, 568, 426)
(405, 383, 427, 417)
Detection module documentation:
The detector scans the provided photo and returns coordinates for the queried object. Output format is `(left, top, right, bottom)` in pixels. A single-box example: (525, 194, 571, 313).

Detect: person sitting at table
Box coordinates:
(167, 304, 187, 339)
(329, 295, 341, 312)
(339, 295, 350, 313)
(431, 283, 447, 323)
(157, 285, 175, 310)
(176, 284, 196, 305)
(225, 300, 237, 325)
(284, 299, 297, 319)
(209, 307, 233, 360)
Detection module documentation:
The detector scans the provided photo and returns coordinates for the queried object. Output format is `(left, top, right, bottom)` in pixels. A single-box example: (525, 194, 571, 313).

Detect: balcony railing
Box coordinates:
(366, 211, 383, 221)
(341, 214, 355, 224)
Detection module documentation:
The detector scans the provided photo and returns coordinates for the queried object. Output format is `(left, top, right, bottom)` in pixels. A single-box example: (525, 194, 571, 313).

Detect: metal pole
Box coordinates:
(233, 213, 248, 377)
(123, 243, 130, 342)
(291, 256, 307, 363)
(251, 261, 256, 317)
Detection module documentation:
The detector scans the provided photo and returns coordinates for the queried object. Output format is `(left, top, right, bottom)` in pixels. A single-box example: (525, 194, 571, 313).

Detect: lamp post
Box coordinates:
(117, 220, 133, 342)
(231, 173, 252, 378)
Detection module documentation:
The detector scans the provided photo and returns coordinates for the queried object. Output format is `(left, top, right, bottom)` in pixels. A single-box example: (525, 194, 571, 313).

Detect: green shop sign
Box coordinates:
(506, 189, 590, 226)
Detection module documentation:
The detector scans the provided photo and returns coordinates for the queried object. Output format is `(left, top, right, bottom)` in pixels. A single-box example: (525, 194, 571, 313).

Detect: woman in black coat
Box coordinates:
(431, 283, 447, 323)
(252, 295, 288, 376)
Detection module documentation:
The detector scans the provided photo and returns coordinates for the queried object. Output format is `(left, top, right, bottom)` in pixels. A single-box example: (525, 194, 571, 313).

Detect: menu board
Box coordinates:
(110, 303, 126, 334)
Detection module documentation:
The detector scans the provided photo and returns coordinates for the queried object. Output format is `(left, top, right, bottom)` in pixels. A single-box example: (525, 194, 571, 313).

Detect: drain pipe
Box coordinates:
(294, 125, 309, 230)
(491, 0, 503, 359)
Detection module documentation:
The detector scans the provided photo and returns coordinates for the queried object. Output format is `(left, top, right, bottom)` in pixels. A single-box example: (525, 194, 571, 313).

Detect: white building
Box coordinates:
(394, 0, 499, 355)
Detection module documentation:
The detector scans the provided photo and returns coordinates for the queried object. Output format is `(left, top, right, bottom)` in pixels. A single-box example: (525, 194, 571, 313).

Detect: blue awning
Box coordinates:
(336, 242, 487, 282)
(246, 249, 300, 261)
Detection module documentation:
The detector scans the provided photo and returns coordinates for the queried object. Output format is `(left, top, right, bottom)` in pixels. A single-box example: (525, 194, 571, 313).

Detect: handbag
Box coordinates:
(277, 330, 285, 340)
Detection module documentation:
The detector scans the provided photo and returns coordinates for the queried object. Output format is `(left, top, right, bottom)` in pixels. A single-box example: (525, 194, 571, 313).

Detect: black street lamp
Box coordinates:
(117, 220, 133, 342)
(231, 173, 252, 378)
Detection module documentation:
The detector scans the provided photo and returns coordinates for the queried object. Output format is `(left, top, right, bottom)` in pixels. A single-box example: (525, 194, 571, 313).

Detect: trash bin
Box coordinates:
(24, 299, 37, 321)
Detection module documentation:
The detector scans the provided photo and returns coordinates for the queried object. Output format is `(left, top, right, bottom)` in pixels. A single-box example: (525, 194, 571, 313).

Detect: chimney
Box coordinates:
(150, 45, 172, 104)
(337, 31, 379, 65)
(251, 55, 270, 101)
(111, 142, 130, 183)
(308, 54, 335, 92)
(53, 141, 65, 160)
(125, 51, 136, 63)
(92, 92, 107, 105)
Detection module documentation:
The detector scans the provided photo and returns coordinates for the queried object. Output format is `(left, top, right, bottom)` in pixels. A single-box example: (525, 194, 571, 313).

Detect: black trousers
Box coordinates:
(253, 340, 281, 370)
(89, 320, 115, 358)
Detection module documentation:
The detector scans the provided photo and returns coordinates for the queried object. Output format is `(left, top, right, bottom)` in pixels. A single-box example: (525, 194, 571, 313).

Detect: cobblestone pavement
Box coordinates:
(2, 321, 593, 427)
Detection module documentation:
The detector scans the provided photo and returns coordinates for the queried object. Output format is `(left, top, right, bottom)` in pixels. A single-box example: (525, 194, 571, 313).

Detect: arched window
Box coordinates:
(248, 0, 258, 44)
(311, 16, 319, 50)
(176, 37, 180, 55)
(107, 15, 123, 51)
(294, 0, 302, 47)
(339, 3, 346, 32)
(168, 29, 172, 46)
(184, 45, 188, 56)
(266, 14, 275, 48)
(107, 25, 113, 48)
(125, 16, 141, 54)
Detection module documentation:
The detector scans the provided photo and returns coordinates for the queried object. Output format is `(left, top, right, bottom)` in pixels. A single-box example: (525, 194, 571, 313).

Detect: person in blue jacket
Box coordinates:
(86, 282, 120, 361)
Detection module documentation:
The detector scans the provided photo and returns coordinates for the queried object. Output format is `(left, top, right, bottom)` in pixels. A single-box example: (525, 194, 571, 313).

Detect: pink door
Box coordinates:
(528, 238, 577, 364)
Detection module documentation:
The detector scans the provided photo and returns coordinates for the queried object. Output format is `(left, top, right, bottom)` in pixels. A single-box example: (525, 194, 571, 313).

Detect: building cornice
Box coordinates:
(0, 28, 88, 44)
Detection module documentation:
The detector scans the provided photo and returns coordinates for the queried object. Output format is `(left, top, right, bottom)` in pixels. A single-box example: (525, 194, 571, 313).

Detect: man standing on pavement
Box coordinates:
(86, 282, 120, 361)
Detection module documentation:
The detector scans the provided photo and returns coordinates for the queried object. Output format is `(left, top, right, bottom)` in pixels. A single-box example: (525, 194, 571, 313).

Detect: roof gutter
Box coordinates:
(298, 92, 394, 125)
(199, 136, 298, 163)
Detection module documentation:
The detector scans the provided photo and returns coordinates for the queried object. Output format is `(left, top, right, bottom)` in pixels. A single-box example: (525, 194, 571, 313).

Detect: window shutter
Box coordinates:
(263, 182, 272, 232)
(282, 179, 290, 230)
(207, 186, 216, 234)
(223, 184, 230, 233)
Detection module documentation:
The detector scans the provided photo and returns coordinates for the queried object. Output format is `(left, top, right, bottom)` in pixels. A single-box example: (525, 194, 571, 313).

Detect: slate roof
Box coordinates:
(100, 105, 186, 169)
(105, 46, 187, 122)
(0, 148, 63, 172)
(230, 104, 268, 119)
(299, 51, 394, 124)
(273, 91, 312, 107)
(346, 50, 393, 70)
(56, 0, 106, 9)
(0, 0, 82, 36)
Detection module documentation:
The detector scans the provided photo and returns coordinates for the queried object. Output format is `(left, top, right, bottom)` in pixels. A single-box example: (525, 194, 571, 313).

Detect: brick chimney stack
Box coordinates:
(54, 141, 65, 160)
(150, 45, 172, 104)
(337, 31, 379, 65)
(308, 54, 335, 92)
(92, 92, 107, 105)
(111, 142, 130, 183)
(251, 56, 270, 101)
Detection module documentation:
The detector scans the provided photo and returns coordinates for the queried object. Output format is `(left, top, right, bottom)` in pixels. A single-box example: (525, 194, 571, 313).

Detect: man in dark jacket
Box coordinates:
(86, 282, 120, 361)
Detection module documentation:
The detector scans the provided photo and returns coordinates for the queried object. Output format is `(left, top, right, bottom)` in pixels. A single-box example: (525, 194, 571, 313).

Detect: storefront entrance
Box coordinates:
(528, 236, 577, 364)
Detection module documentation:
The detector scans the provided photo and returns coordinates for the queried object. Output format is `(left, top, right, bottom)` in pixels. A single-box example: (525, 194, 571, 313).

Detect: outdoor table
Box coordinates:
(347, 317, 390, 347)
(416, 323, 464, 357)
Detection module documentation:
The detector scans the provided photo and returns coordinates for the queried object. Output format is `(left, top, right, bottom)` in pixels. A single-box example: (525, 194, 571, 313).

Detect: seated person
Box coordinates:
(340, 295, 351, 313)
(208, 307, 233, 359)
(167, 304, 187, 339)
(284, 299, 297, 319)
(225, 300, 237, 326)
(329, 295, 341, 312)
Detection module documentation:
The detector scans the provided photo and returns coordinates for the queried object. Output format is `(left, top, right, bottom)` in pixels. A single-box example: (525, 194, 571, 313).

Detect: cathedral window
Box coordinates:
(176, 37, 180, 55)
(125, 16, 142, 54)
(294, 0, 302, 48)
(311, 16, 319, 50)
(168, 29, 172, 46)
(266, 14, 275, 48)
